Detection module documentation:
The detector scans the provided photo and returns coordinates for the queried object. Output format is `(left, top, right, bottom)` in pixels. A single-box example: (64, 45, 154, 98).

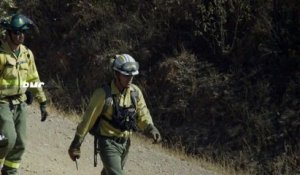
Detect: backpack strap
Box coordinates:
(101, 83, 112, 114)
(130, 87, 139, 108)
(101, 84, 139, 131)
(102, 84, 139, 115)
(89, 83, 111, 136)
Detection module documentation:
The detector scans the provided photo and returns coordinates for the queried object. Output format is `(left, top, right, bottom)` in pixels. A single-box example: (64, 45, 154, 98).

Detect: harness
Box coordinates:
(89, 83, 139, 136)
(103, 85, 138, 132)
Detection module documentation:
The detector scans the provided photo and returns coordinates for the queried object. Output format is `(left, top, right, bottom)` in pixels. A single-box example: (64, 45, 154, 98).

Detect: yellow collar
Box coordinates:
(110, 80, 134, 95)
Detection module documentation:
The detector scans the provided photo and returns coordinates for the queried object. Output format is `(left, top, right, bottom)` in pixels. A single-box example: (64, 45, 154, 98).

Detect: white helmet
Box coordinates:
(112, 54, 139, 76)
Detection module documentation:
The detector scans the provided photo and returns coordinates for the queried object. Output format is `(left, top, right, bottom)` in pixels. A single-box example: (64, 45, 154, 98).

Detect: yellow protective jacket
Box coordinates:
(0, 41, 46, 104)
(75, 81, 154, 140)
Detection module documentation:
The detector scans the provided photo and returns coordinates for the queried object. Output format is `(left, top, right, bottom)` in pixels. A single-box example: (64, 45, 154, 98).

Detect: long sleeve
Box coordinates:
(133, 85, 154, 131)
(75, 88, 106, 139)
(26, 49, 47, 103)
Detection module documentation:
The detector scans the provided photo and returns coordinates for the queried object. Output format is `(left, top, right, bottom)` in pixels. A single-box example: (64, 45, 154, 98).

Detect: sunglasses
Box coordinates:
(11, 30, 27, 35)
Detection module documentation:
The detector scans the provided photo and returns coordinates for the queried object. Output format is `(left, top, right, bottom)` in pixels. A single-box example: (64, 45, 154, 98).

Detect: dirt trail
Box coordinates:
(19, 105, 219, 175)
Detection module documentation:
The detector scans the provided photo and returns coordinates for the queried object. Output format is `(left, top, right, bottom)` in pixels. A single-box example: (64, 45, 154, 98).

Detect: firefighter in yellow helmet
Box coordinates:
(0, 14, 49, 175)
(68, 54, 161, 175)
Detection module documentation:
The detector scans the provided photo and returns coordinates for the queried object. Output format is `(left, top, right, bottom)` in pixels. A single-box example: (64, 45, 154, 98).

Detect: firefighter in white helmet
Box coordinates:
(68, 54, 161, 175)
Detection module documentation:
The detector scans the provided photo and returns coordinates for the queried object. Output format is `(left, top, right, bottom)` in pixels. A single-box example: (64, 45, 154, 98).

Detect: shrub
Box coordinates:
(4, 0, 299, 173)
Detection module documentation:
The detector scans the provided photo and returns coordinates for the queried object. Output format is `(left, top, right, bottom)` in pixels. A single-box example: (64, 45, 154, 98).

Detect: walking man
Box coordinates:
(68, 54, 161, 175)
(0, 14, 49, 175)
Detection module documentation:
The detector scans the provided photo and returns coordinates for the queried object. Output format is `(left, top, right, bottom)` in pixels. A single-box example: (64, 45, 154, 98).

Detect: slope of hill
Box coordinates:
(20, 105, 220, 175)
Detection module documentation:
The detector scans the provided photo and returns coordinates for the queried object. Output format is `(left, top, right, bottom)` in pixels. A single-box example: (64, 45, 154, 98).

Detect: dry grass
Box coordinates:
(132, 133, 251, 175)
(30, 101, 82, 123)
(10, 0, 299, 174)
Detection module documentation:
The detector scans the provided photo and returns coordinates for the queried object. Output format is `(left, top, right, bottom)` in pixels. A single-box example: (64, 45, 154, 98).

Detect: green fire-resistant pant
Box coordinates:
(0, 103, 27, 175)
(98, 136, 131, 175)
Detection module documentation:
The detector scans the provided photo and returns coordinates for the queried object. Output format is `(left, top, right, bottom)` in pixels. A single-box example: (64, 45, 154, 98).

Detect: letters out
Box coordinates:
(23, 82, 45, 88)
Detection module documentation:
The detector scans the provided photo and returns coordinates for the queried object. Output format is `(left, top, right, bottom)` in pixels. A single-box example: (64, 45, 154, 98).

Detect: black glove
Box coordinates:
(68, 135, 83, 161)
(40, 102, 48, 122)
(25, 90, 33, 105)
(145, 124, 162, 143)
(68, 148, 80, 161)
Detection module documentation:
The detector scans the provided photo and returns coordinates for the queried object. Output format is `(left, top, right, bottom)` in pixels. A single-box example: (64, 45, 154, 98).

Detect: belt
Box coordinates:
(99, 135, 128, 144)
(1, 94, 22, 100)
(1, 95, 22, 105)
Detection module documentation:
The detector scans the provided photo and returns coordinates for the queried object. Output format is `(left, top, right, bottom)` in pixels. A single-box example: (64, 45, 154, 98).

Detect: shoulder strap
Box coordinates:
(130, 85, 139, 108)
(101, 84, 140, 119)
(101, 83, 112, 114)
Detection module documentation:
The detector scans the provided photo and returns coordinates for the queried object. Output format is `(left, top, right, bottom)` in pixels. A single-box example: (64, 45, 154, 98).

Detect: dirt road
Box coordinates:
(19, 105, 219, 175)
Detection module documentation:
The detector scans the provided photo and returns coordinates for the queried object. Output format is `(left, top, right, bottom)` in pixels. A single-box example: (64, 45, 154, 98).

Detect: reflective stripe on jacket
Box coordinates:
(75, 81, 153, 140)
(0, 41, 46, 103)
